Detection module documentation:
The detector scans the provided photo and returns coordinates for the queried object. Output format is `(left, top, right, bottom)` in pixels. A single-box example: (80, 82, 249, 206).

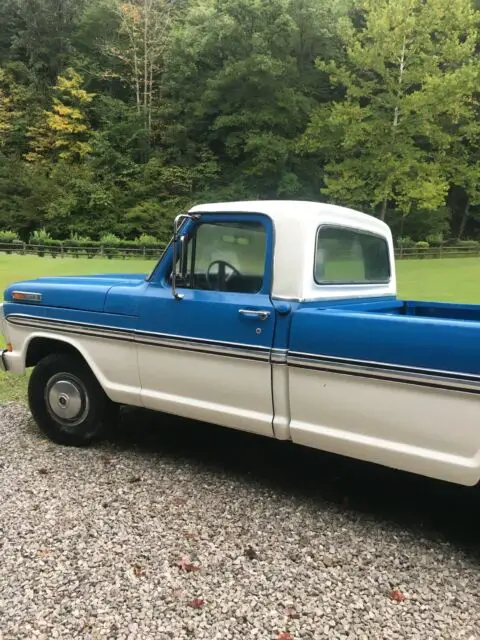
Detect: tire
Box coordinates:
(28, 353, 113, 446)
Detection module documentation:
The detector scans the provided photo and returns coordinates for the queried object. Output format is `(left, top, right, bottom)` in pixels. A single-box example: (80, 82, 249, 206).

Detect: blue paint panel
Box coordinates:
(290, 298, 480, 375)
(139, 286, 275, 347)
(138, 213, 276, 347)
(4, 275, 146, 315)
(4, 302, 138, 331)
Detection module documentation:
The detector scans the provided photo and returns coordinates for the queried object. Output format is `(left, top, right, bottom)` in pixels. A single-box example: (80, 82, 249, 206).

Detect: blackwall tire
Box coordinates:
(28, 353, 110, 447)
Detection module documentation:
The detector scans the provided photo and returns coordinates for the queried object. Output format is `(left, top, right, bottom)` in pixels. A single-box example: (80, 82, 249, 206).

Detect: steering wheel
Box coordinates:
(205, 260, 242, 290)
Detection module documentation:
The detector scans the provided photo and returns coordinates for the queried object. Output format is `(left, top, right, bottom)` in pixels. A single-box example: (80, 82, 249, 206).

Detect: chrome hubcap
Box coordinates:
(46, 375, 88, 426)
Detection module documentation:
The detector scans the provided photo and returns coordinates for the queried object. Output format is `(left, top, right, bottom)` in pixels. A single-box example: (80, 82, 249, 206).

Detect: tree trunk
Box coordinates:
(379, 198, 387, 221)
(458, 196, 470, 240)
(133, 50, 141, 113)
(143, 0, 149, 121)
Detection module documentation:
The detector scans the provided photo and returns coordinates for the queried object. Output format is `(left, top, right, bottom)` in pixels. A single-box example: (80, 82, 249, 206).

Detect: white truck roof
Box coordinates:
(189, 200, 396, 301)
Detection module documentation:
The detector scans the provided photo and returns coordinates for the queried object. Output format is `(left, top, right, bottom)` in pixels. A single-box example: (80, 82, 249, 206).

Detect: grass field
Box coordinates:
(0, 253, 479, 402)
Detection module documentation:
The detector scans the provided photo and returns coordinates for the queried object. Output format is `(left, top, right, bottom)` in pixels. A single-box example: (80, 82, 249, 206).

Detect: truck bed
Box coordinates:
(340, 298, 480, 323)
(289, 298, 480, 378)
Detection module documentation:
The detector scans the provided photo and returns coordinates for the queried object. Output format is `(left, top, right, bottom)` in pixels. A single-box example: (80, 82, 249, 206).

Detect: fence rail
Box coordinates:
(0, 242, 166, 259)
(394, 246, 480, 259)
(1, 241, 480, 261)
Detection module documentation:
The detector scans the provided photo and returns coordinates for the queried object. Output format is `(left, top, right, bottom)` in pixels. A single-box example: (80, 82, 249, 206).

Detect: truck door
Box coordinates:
(136, 214, 276, 437)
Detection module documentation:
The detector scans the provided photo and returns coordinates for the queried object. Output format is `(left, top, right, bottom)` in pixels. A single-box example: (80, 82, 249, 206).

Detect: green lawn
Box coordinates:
(397, 257, 480, 303)
(0, 254, 479, 402)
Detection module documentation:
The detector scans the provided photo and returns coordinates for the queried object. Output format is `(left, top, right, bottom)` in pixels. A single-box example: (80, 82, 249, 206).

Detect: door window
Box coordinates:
(179, 221, 267, 293)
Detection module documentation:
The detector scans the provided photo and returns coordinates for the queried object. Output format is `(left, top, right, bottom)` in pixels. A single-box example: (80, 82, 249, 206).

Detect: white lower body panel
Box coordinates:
(138, 345, 274, 437)
(289, 368, 480, 486)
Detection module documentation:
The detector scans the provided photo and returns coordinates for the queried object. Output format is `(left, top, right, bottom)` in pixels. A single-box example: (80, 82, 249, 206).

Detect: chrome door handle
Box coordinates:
(239, 309, 271, 321)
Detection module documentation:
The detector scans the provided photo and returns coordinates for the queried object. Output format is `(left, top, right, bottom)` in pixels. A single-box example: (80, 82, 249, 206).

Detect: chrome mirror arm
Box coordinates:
(171, 213, 200, 300)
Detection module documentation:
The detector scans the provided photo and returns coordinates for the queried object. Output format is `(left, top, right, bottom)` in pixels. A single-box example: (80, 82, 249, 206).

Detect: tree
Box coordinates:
(108, 0, 173, 137)
(0, 69, 16, 146)
(300, 0, 480, 222)
(25, 67, 95, 165)
(5, 0, 87, 85)
(444, 115, 480, 239)
(162, 0, 344, 201)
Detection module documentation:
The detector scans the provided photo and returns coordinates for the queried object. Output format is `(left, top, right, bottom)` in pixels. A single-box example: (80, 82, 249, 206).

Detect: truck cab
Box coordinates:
(2, 200, 480, 487)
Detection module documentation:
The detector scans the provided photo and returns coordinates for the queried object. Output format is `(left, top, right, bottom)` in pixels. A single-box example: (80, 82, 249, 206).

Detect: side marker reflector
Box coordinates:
(11, 291, 42, 303)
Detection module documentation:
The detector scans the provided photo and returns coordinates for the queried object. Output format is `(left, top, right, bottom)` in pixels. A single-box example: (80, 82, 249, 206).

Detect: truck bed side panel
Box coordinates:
(287, 305, 480, 486)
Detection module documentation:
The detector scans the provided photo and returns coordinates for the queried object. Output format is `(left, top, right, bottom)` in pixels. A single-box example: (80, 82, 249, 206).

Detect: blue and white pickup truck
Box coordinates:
(1, 200, 479, 486)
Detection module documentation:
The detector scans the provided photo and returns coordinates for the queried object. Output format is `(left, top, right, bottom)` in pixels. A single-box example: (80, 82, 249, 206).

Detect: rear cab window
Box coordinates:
(314, 226, 390, 284)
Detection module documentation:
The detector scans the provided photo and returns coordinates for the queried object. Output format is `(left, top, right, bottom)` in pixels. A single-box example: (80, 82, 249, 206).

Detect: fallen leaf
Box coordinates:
(37, 549, 50, 558)
(389, 589, 406, 602)
(284, 606, 299, 619)
(133, 564, 146, 578)
(128, 476, 141, 483)
(278, 633, 294, 640)
(176, 557, 201, 572)
(244, 546, 257, 560)
(38, 468, 49, 475)
(189, 599, 205, 609)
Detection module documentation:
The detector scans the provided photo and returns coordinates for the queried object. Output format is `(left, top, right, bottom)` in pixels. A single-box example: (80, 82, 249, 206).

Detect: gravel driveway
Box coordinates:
(0, 402, 479, 640)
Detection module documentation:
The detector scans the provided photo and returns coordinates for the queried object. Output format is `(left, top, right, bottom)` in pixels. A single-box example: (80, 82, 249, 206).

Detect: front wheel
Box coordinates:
(28, 353, 113, 446)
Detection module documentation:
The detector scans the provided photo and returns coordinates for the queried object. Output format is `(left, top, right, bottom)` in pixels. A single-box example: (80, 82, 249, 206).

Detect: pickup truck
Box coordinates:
(1, 200, 479, 487)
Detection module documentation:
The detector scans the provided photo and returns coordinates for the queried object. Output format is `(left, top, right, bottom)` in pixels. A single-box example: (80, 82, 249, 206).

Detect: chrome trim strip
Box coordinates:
(271, 348, 287, 364)
(134, 333, 270, 361)
(288, 350, 480, 382)
(7, 314, 132, 341)
(6, 314, 271, 362)
(288, 353, 480, 393)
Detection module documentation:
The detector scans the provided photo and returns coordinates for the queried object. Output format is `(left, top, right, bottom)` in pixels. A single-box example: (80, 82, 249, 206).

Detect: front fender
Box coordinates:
(2, 319, 142, 407)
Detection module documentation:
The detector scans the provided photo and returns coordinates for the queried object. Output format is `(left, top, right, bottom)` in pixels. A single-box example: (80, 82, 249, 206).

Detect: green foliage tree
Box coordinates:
(0, 0, 479, 243)
(300, 0, 480, 222)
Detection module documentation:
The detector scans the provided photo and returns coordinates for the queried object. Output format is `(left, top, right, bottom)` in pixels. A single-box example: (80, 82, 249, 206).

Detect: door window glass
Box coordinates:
(179, 221, 267, 293)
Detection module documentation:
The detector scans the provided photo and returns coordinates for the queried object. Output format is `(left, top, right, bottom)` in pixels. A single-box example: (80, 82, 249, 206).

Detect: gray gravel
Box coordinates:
(0, 402, 479, 640)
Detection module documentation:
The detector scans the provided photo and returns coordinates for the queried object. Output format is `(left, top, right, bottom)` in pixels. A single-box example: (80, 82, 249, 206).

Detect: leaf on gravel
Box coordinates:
(172, 497, 187, 506)
(38, 468, 49, 475)
(189, 598, 205, 608)
(277, 633, 294, 640)
(176, 557, 200, 572)
(284, 606, 299, 619)
(37, 549, 50, 558)
(244, 546, 257, 560)
(389, 589, 406, 602)
(133, 564, 146, 578)
(128, 476, 141, 483)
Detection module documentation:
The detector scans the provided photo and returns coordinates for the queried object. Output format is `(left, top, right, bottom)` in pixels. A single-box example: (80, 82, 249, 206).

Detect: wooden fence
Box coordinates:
(1, 241, 480, 261)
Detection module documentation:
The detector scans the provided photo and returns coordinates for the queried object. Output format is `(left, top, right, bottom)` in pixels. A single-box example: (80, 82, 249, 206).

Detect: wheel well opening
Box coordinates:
(26, 338, 85, 368)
